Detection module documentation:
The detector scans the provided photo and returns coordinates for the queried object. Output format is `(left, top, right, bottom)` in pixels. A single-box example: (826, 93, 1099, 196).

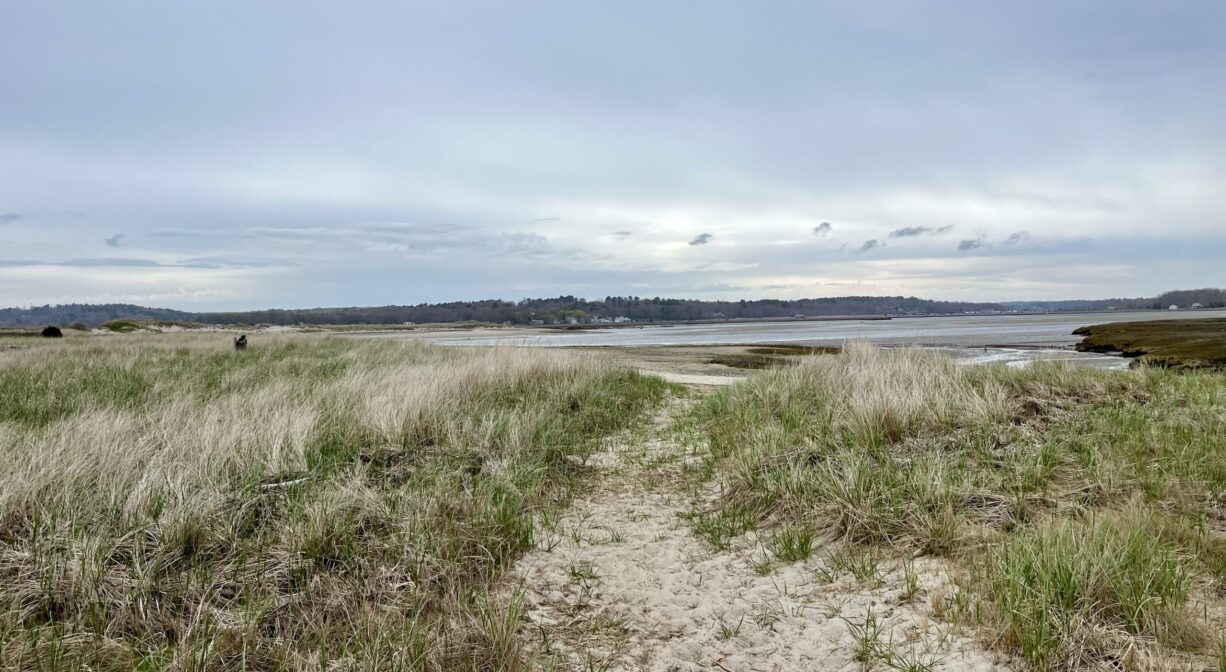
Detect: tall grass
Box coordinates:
(693, 342, 1123, 549)
(0, 334, 670, 670)
(989, 509, 1199, 671)
(691, 342, 1224, 668)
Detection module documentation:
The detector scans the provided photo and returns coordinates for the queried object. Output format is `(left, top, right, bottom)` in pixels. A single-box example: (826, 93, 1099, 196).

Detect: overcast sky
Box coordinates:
(3, 1, 1224, 309)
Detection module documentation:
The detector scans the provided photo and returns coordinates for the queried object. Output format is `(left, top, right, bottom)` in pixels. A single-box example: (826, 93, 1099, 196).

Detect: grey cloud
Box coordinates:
(105, 234, 124, 247)
(958, 237, 985, 252)
(1002, 230, 1031, 246)
(0, 256, 278, 269)
(612, 230, 632, 239)
(4, 2, 1226, 307)
(180, 255, 290, 269)
(530, 217, 560, 224)
(0, 258, 160, 268)
(888, 225, 953, 238)
(857, 239, 883, 253)
(689, 233, 713, 246)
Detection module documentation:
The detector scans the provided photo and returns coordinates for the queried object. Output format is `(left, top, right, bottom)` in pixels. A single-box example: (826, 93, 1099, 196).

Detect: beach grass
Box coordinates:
(690, 342, 1226, 669)
(0, 333, 670, 670)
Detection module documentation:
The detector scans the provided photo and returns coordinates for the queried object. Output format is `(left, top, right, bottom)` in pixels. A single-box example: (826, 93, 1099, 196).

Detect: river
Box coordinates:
(361, 308, 1226, 370)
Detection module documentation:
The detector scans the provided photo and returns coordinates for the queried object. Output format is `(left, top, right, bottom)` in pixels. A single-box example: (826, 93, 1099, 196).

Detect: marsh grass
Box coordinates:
(988, 509, 1200, 670)
(0, 334, 669, 670)
(690, 342, 1226, 668)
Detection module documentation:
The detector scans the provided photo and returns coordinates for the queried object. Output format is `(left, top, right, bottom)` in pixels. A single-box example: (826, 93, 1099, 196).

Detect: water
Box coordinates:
(361, 309, 1226, 370)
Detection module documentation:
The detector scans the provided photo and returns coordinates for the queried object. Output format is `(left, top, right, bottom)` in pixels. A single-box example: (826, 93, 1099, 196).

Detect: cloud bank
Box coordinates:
(2, 1, 1225, 308)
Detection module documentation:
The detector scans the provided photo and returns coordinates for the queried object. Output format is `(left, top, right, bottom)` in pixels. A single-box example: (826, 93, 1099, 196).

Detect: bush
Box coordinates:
(101, 320, 141, 333)
(40, 325, 63, 338)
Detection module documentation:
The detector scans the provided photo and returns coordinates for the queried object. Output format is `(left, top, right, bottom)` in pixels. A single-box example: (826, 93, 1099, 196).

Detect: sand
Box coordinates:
(502, 397, 1014, 671)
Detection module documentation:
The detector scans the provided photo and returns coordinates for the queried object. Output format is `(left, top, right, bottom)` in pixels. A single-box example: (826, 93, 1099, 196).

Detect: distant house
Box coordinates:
(1169, 305, 1179, 310)
(1192, 302, 1204, 309)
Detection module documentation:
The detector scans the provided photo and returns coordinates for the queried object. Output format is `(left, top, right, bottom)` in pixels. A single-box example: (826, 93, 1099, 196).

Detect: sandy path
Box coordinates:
(503, 395, 1013, 672)
(640, 370, 745, 387)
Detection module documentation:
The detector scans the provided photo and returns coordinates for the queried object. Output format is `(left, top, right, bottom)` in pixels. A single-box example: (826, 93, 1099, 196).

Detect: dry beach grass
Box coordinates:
(3, 333, 1225, 671)
(0, 334, 670, 670)
(689, 342, 1226, 670)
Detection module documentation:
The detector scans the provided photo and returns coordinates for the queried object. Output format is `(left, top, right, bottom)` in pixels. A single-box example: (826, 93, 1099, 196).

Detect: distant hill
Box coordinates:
(1, 290, 1221, 328)
(0, 303, 194, 329)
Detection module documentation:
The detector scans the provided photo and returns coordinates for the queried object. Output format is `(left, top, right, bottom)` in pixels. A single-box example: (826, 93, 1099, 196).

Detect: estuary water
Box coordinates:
(365, 309, 1226, 370)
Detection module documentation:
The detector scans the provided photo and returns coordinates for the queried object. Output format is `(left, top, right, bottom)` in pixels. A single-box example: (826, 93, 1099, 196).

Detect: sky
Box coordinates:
(2, 1, 1224, 310)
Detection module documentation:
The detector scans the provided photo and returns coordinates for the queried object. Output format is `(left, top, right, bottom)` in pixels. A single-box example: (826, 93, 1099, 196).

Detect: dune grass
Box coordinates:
(689, 342, 1226, 669)
(0, 334, 671, 670)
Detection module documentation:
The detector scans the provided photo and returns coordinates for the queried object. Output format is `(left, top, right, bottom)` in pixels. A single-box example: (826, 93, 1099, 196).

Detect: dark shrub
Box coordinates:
(41, 326, 63, 338)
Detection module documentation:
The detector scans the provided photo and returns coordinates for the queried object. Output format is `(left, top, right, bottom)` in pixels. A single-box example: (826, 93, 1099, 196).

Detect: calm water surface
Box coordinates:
(367, 309, 1226, 370)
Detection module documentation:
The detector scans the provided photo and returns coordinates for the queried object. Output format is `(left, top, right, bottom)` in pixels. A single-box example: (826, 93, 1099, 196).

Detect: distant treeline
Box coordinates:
(199, 295, 1003, 326)
(1002, 288, 1226, 312)
(2, 288, 1223, 328)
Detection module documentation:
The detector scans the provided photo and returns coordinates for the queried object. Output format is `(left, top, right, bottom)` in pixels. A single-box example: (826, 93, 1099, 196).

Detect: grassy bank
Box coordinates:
(1074, 317, 1226, 369)
(0, 334, 670, 670)
(689, 342, 1226, 669)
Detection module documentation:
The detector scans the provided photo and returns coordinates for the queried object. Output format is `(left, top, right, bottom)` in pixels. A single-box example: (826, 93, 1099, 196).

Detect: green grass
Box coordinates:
(1074, 317, 1226, 369)
(0, 334, 671, 670)
(688, 342, 1226, 668)
(706, 344, 839, 370)
(989, 510, 1200, 670)
(100, 319, 143, 333)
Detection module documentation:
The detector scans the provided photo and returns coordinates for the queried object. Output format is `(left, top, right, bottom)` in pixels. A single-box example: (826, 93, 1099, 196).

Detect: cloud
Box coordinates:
(958, 237, 985, 252)
(0, 258, 161, 268)
(888, 225, 953, 238)
(4, 3, 1226, 307)
(105, 234, 124, 247)
(689, 233, 713, 246)
(0, 256, 278, 269)
(1002, 230, 1030, 247)
(857, 239, 883, 253)
(612, 230, 632, 239)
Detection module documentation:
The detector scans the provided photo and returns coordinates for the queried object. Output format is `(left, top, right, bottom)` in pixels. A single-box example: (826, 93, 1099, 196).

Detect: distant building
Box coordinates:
(1192, 302, 1204, 309)
(1169, 305, 1179, 310)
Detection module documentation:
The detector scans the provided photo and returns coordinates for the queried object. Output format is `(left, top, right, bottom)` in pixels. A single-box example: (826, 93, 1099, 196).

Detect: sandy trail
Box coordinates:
(640, 370, 745, 387)
(503, 394, 1012, 672)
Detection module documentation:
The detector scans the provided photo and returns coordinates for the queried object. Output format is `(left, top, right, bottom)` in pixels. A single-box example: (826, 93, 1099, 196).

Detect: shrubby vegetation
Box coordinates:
(0, 334, 671, 669)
